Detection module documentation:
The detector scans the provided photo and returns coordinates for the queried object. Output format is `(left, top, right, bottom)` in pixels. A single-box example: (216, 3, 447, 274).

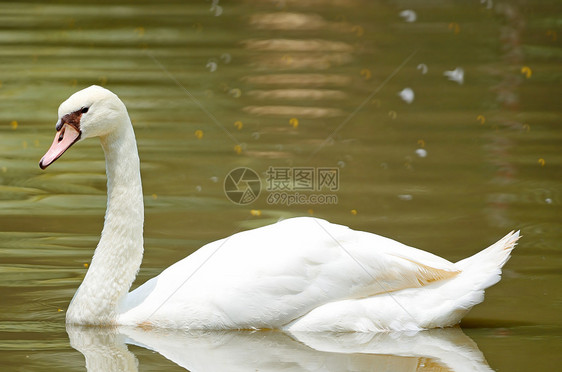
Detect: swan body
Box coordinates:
(40, 86, 519, 332)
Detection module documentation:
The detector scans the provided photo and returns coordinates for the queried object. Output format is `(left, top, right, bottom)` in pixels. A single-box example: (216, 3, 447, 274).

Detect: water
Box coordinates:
(0, 0, 561, 370)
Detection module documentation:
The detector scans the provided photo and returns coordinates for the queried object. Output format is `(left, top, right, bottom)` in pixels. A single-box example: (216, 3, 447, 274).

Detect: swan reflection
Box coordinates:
(67, 325, 493, 371)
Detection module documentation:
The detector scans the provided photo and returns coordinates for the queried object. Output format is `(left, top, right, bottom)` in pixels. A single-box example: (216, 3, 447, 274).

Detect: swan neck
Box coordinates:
(67, 121, 144, 325)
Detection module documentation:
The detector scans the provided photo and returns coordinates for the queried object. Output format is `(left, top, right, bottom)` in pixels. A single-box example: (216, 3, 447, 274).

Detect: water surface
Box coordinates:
(0, 0, 561, 371)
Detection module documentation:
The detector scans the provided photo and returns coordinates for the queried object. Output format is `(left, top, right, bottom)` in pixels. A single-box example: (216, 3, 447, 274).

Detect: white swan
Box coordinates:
(40, 85, 519, 332)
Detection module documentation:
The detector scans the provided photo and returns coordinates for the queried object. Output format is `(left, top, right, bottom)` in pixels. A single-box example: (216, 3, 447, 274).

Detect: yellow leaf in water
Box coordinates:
(352, 25, 364, 37)
(282, 55, 293, 65)
(360, 68, 371, 80)
(448, 22, 460, 34)
(289, 118, 299, 128)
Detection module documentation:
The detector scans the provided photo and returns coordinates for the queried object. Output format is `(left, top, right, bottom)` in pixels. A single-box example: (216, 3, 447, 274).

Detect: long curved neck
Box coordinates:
(67, 121, 144, 325)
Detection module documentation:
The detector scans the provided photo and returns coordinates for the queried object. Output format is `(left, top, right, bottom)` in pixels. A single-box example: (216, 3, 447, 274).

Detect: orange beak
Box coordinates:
(39, 124, 81, 169)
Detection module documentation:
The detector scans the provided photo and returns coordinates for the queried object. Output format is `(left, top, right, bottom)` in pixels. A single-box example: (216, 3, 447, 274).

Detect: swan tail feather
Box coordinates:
(456, 230, 519, 281)
(438, 230, 520, 323)
(416, 230, 520, 329)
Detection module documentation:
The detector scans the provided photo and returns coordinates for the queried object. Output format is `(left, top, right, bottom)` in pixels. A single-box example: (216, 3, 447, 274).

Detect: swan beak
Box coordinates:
(39, 124, 81, 169)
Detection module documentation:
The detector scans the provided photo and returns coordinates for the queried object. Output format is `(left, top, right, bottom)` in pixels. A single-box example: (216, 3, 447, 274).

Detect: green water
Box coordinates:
(0, 0, 561, 371)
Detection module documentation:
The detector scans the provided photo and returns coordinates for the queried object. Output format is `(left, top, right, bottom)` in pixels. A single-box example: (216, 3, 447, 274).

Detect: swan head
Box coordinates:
(39, 85, 129, 169)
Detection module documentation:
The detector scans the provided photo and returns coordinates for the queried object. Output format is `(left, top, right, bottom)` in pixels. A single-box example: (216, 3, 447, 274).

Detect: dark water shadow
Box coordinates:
(460, 318, 535, 329)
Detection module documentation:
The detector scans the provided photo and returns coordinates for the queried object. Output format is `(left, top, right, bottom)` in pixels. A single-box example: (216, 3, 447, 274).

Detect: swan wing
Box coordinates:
(120, 217, 459, 329)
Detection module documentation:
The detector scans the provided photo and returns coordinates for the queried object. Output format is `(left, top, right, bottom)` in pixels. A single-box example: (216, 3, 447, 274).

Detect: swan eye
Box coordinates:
(81, 107, 89, 114)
